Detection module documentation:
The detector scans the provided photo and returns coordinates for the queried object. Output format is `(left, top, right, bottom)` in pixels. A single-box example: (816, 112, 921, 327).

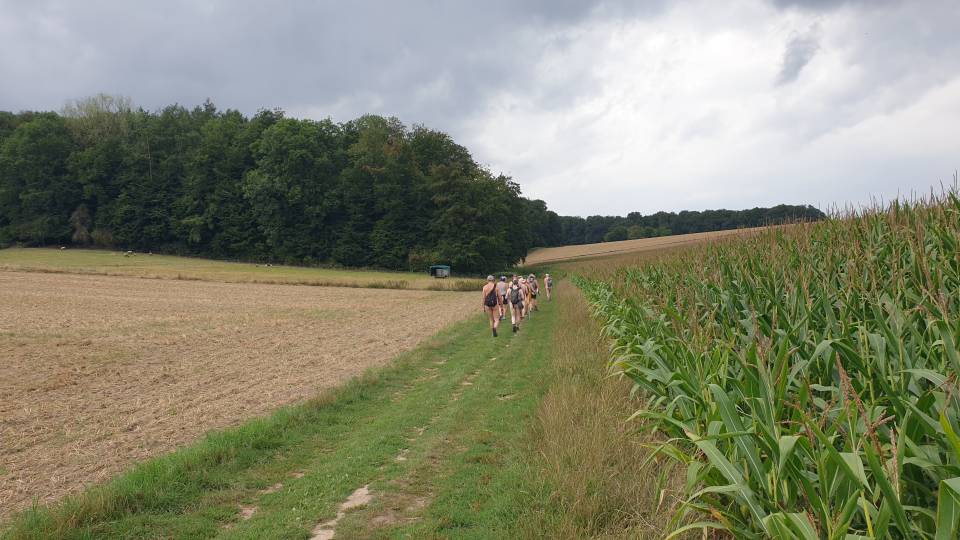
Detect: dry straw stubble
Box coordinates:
(0, 272, 476, 521)
(516, 285, 684, 539)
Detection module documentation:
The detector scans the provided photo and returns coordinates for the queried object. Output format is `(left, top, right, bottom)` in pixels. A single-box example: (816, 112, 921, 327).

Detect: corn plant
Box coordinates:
(576, 188, 960, 538)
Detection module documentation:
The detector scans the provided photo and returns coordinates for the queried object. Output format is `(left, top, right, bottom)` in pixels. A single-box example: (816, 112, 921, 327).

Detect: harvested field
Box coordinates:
(0, 271, 476, 520)
(523, 227, 768, 265)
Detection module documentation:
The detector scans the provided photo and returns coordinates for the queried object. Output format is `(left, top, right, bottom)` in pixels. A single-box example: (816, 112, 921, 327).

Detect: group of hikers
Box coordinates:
(481, 273, 553, 337)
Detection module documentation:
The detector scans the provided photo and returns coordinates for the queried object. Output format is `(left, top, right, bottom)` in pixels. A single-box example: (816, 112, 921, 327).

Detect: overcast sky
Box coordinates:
(1, 0, 957, 216)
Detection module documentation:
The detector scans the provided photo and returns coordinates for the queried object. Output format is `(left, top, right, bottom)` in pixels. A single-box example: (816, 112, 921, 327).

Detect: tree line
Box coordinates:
(553, 204, 825, 245)
(0, 95, 824, 272)
(0, 96, 561, 273)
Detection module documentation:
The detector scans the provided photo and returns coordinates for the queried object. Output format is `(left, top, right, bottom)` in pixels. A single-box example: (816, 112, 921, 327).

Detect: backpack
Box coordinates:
(509, 285, 522, 304)
(484, 287, 498, 307)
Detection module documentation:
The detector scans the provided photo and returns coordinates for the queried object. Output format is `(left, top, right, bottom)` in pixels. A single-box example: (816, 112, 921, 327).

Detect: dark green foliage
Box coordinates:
(556, 204, 825, 245)
(241, 116, 343, 264)
(0, 101, 547, 272)
(602, 225, 628, 242)
(0, 113, 77, 245)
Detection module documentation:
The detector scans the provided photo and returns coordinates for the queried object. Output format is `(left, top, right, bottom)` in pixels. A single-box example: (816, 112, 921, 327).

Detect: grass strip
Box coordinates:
(0, 248, 484, 291)
(509, 286, 683, 539)
(334, 285, 680, 540)
(332, 297, 560, 539)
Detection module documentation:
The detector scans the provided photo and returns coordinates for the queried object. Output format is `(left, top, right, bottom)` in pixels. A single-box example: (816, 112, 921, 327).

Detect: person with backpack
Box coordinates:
(507, 275, 525, 333)
(516, 275, 527, 320)
(528, 274, 540, 312)
(482, 275, 503, 337)
(521, 276, 533, 318)
(544, 273, 553, 301)
(496, 275, 509, 321)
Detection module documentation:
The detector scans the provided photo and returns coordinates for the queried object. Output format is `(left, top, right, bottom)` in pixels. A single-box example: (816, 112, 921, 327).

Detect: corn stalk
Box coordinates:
(576, 188, 960, 538)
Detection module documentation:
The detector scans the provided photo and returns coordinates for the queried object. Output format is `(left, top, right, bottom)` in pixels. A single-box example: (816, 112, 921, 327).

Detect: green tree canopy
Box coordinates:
(0, 97, 826, 272)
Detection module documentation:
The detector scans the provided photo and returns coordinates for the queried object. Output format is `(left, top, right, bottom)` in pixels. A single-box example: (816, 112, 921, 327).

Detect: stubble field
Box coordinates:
(523, 227, 768, 265)
(0, 271, 476, 520)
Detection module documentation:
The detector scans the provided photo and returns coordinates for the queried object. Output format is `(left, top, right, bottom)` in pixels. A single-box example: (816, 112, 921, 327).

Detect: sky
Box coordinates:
(1, 0, 957, 217)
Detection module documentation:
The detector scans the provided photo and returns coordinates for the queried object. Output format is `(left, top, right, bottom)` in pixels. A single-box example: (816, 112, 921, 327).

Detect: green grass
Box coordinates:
(0, 248, 483, 291)
(359, 287, 679, 540)
(576, 189, 960, 539)
(510, 286, 685, 539)
(333, 303, 561, 539)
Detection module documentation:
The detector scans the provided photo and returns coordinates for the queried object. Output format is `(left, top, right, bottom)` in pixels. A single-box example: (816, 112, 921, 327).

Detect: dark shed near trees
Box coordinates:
(429, 265, 451, 278)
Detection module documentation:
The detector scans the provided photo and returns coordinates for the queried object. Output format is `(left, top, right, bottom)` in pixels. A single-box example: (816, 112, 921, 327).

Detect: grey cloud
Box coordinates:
(769, 0, 849, 9)
(768, 0, 900, 10)
(776, 30, 819, 85)
(0, 0, 647, 131)
(766, 0, 960, 143)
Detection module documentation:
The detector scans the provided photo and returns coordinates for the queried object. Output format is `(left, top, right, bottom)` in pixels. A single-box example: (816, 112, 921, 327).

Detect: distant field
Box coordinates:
(0, 248, 481, 291)
(523, 227, 768, 265)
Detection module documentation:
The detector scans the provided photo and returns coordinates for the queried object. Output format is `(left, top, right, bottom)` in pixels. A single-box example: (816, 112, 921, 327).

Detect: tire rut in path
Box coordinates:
(302, 362, 490, 539)
(308, 485, 372, 540)
(325, 319, 554, 539)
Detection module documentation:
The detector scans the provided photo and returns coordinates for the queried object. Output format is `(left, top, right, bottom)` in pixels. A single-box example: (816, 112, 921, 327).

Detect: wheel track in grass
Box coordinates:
(214, 303, 556, 539)
(328, 305, 558, 539)
(210, 320, 517, 539)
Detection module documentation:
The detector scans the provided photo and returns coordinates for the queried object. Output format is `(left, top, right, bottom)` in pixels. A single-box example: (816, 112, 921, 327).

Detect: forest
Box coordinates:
(0, 95, 823, 272)
(554, 203, 825, 245)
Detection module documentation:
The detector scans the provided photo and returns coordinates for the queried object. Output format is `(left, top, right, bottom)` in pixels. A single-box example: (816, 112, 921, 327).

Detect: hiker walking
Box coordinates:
(496, 276, 509, 321)
(528, 274, 540, 312)
(516, 275, 526, 320)
(482, 275, 503, 337)
(507, 275, 525, 333)
(544, 273, 553, 301)
(520, 276, 532, 319)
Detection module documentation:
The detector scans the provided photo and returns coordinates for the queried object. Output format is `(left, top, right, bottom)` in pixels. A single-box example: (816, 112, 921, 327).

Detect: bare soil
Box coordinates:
(0, 271, 476, 520)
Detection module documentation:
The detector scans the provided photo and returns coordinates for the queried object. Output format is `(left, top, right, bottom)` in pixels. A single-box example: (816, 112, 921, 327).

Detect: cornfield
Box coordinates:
(576, 189, 960, 539)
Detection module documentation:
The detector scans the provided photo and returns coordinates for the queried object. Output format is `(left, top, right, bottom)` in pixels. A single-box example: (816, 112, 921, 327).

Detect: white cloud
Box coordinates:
(463, 0, 960, 215)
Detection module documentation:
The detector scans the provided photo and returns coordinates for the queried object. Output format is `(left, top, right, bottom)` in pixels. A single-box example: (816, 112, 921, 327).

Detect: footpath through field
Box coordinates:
(4, 288, 562, 539)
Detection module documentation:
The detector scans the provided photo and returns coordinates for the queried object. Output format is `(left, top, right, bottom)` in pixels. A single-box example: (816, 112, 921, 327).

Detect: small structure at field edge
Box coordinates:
(429, 265, 451, 278)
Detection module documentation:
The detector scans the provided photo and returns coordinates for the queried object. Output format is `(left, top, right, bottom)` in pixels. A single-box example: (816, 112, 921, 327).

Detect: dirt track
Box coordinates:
(0, 271, 477, 520)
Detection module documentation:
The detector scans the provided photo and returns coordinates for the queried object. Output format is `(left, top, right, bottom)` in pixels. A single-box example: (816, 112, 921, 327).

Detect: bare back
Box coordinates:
(481, 282, 500, 309)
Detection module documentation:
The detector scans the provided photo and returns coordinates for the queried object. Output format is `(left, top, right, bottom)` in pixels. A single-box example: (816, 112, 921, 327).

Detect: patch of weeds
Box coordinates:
(425, 279, 484, 292)
(366, 280, 409, 289)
